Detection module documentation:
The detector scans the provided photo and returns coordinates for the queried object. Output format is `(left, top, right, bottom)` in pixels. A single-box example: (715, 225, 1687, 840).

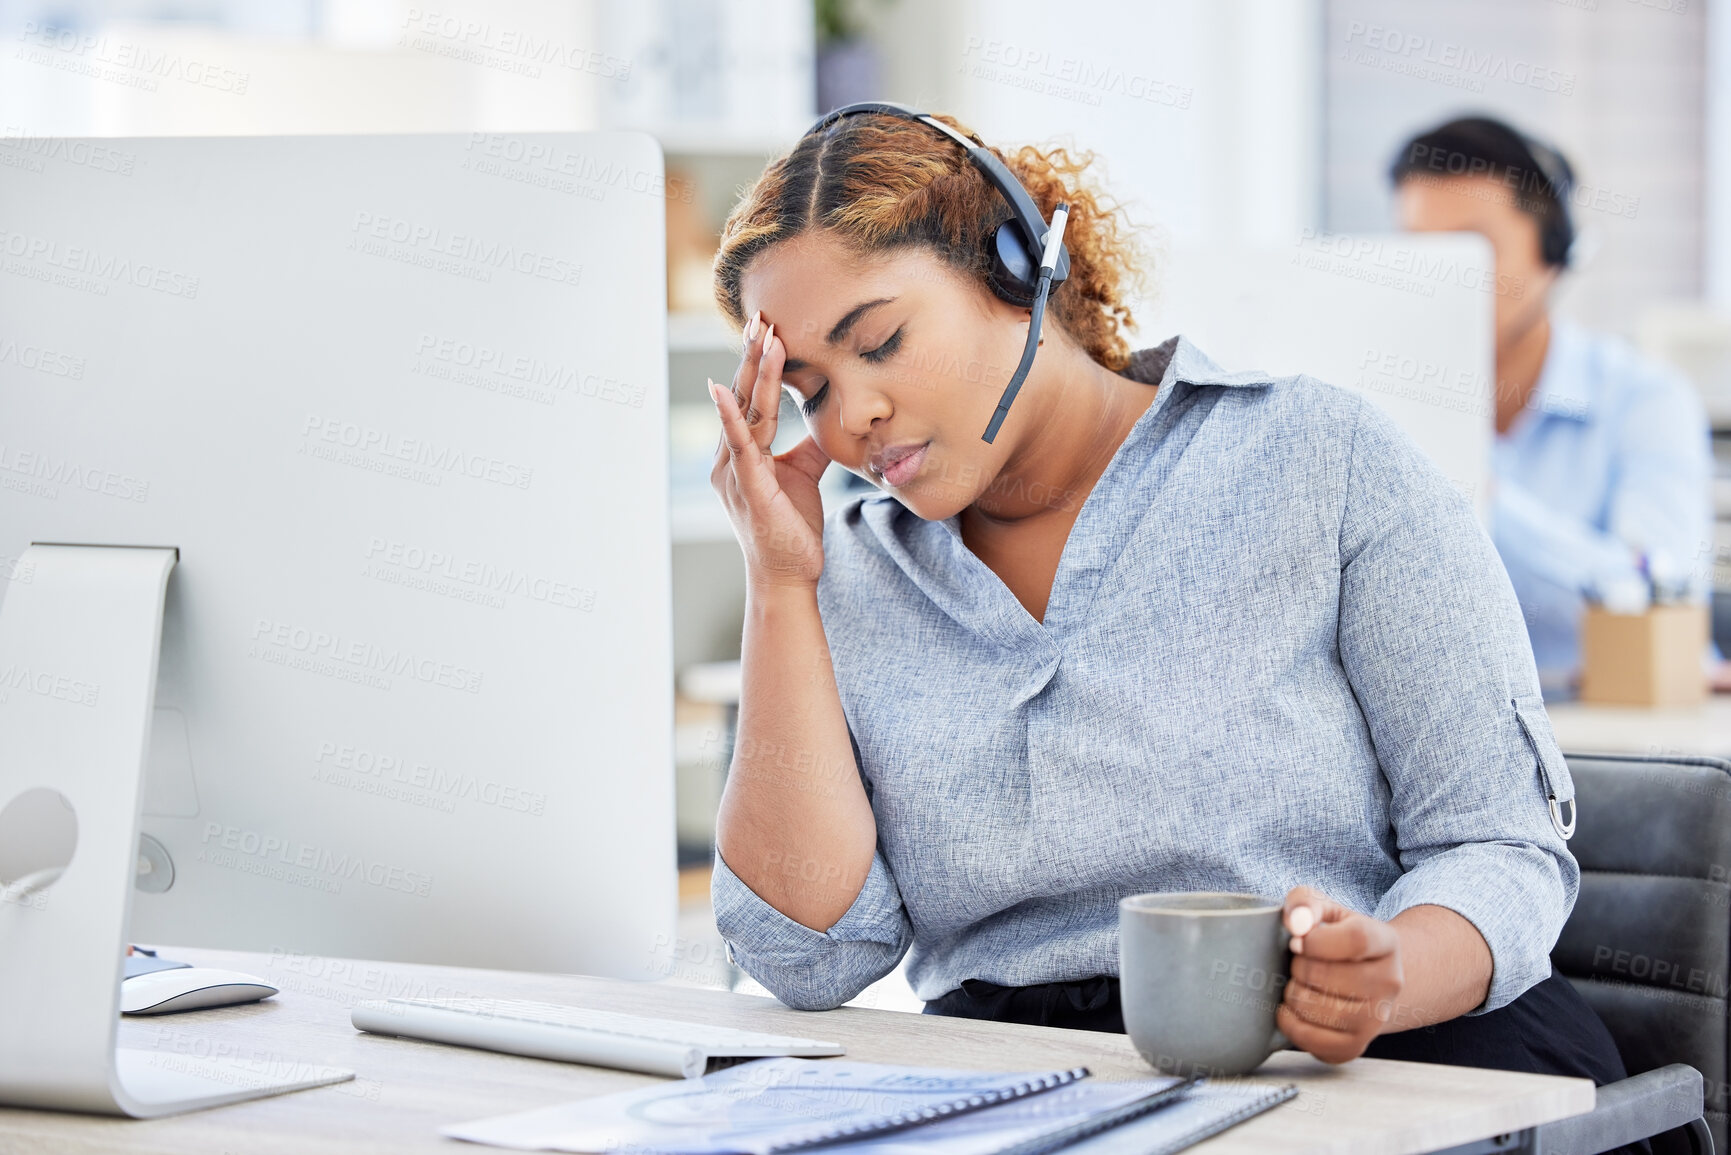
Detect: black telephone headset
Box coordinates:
(802, 102, 1072, 443)
(1518, 131, 1577, 269)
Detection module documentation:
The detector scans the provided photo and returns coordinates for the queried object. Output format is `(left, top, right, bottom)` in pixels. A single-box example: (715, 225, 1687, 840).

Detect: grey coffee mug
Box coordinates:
(1118, 891, 1292, 1077)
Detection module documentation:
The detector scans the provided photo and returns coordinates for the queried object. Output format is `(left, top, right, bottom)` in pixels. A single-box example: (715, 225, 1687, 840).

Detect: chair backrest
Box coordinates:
(1553, 752, 1731, 1154)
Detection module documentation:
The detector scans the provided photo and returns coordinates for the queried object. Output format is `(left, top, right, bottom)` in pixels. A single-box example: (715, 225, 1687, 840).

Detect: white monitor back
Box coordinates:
(1138, 233, 1496, 519)
(0, 132, 675, 978)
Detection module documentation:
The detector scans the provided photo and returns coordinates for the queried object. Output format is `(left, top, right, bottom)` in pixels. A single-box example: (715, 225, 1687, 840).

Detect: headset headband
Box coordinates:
(1520, 133, 1574, 202)
(1517, 131, 1576, 267)
(804, 101, 1071, 284)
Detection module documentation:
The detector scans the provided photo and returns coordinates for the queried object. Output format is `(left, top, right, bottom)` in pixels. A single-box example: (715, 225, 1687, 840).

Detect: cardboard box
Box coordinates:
(1580, 603, 1708, 707)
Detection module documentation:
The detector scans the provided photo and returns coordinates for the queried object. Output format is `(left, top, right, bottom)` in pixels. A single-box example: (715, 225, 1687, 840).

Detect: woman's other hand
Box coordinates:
(710, 310, 833, 590)
(1276, 885, 1405, 1063)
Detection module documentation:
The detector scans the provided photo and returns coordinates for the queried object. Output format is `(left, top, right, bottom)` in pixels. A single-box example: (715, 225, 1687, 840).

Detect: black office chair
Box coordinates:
(1539, 751, 1726, 1155)
(1710, 591, 1731, 658)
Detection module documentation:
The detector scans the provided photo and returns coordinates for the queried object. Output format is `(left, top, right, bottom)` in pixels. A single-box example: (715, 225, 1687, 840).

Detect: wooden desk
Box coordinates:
(0, 946, 1593, 1154)
(1547, 696, 1731, 760)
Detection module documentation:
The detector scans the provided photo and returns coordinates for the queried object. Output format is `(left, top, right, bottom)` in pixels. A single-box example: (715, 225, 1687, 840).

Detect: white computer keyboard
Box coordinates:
(351, 997, 844, 1079)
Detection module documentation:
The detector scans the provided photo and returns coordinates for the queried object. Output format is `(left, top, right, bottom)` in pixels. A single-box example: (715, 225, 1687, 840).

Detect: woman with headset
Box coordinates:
(705, 105, 1629, 1086)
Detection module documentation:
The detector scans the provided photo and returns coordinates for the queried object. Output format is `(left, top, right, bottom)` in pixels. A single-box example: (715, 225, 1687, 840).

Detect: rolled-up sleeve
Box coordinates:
(1336, 395, 1580, 1014)
(711, 844, 914, 1012)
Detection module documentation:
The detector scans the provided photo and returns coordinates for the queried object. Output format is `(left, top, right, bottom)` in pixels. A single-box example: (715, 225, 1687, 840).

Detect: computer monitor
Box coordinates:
(1137, 233, 1496, 520)
(0, 131, 675, 1114)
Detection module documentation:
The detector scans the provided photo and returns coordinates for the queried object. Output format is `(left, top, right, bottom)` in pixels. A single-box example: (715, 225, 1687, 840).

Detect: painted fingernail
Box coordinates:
(763, 323, 775, 353)
(1289, 906, 1315, 936)
(707, 378, 721, 407)
(748, 310, 762, 342)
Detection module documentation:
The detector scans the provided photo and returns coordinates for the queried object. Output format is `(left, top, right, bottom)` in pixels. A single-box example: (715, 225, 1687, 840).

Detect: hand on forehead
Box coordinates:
(739, 235, 990, 362)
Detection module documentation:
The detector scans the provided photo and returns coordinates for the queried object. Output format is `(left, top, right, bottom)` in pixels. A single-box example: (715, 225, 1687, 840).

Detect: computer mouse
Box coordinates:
(120, 967, 280, 1015)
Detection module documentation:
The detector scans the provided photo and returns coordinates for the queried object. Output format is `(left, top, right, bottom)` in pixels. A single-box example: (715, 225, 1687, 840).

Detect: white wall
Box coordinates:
(0, 0, 813, 139)
(0, 1, 604, 135)
(860, 0, 1323, 260)
(1707, 0, 1731, 305)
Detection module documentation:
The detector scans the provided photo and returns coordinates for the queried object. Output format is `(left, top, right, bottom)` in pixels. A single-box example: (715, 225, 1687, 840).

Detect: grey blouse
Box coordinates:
(711, 335, 1578, 1016)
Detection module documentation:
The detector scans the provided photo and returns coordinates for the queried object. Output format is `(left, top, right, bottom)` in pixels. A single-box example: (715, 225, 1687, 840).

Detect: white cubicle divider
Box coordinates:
(1138, 232, 1497, 521)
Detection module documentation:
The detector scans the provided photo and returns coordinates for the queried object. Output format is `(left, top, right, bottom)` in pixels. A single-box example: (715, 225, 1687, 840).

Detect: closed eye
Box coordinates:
(799, 327, 903, 417)
(800, 383, 828, 418)
(862, 326, 904, 365)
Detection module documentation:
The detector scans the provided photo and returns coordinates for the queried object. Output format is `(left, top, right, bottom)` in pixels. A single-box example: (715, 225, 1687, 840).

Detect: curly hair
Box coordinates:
(712, 112, 1148, 372)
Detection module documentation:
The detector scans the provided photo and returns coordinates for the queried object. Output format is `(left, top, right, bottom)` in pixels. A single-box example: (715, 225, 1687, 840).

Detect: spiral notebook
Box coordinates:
(805, 1076, 1298, 1155)
(444, 1060, 1091, 1153)
(443, 1058, 1296, 1155)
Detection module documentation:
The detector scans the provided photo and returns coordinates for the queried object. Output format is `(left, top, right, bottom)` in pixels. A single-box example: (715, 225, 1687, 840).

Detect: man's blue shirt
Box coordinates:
(1490, 317, 1712, 697)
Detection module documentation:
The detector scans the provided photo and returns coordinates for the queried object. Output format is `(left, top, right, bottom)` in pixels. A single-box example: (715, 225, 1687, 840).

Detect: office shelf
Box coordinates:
(669, 309, 738, 353)
(655, 129, 794, 158)
(679, 661, 742, 704)
(671, 492, 736, 544)
(669, 471, 871, 547)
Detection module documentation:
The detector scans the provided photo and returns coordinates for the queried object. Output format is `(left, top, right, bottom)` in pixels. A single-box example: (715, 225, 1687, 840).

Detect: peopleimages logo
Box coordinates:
(0, 131, 136, 175)
(0, 441, 150, 502)
(15, 21, 251, 94)
(363, 535, 597, 612)
(413, 333, 645, 409)
(1358, 347, 1490, 398)
(1354, 347, 1495, 421)
(313, 739, 548, 816)
(462, 135, 691, 204)
(398, 9, 631, 81)
(199, 822, 433, 897)
(960, 36, 1193, 109)
(300, 413, 534, 491)
(0, 334, 85, 379)
(1342, 21, 1576, 96)
(349, 211, 582, 287)
(0, 662, 99, 707)
(249, 615, 485, 695)
(1296, 228, 1526, 299)
(0, 227, 200, 298)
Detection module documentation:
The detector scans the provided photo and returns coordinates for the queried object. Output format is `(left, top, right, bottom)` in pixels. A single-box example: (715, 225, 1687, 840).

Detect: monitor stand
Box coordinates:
(0, 544, 353, 1117)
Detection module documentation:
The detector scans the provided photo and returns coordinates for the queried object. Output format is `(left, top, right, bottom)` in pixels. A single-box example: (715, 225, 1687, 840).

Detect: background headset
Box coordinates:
(1518, 130, 1577, 269)
(803, 101, 1072, 443)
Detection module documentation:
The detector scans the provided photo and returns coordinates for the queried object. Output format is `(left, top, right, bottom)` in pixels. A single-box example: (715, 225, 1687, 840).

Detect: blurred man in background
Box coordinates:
(1391, 115, 1712, 699)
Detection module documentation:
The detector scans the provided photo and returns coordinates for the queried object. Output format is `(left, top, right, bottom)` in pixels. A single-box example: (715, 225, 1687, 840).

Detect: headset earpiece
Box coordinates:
(1520, 132, 1576, 270)
(807, 101, 1071, 301)
(986, 220, 1039, 307)
(986, 217, 1072, 307)
(1541, 212, 1575, 270)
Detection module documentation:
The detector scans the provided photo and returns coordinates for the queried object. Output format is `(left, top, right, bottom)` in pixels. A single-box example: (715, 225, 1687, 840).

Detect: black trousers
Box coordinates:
(924, 969, 1648, 1154)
